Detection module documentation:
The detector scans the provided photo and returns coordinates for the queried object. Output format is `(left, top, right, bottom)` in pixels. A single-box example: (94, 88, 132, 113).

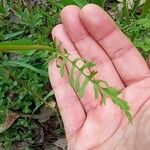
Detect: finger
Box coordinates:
(80, 4, 150, 85)
(48, 61, 85, 138)
(52, 24, 101, 113)
(61, 5, 125, 90)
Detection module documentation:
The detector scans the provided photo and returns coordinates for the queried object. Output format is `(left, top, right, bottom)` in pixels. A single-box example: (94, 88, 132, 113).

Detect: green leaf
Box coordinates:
(0, 39, 52, 55)
(0, 61, 48, 77)
(60, 64, 65, 77)
(0, 2, 6, 15)
(69, 65, 75, 87)
(80, 61, 95, 71)
(62, 0, 88, 7)
(61, 0, 76, 6)
(145, 38, 150, 46)
(61, 55, 132, 121)
(79, 78, 89, 97)
(0, 39, 35, 55)
(44, 90, 55, 101)
(89, 70, 97, 78)
(102, 87, 132, 122)
(102, 93, 107, 105)
(137, 18, 150, 28)
(0, 39, 33, 46)
(2, 31, 24, 40)
(103, 87, 120, 96)
(74, 72, 82, 92)
(60, 57, 68, 77)
(140, 0, 150, 18)
(72, 0, 88, 7)
(89, 0, 105, 7)
(68, 58, 81, 87)
(112, 97, 132, 122)
(93, 81, 99, 99)
(132, 0, 141, 14)
(0, 105, 7, 124)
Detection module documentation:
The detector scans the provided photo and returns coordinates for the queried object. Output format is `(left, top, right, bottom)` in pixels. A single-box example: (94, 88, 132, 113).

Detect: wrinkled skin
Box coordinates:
(48, 4, 150, 150)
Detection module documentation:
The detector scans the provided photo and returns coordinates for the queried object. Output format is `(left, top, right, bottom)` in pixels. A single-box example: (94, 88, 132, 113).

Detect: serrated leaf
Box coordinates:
(102, 87, 132, 122)
(89, 70, 97, 78)
(104, 87, 120, 96)
(60, 55, 132, 121)
(102, 93, 107, 105)
(101, 88, 108, 104)
(69, 58, 81, 87)
(99, 80, 109, 88)
(112, 97, 132, 122)
(125, 110, 132, 122)
(60, 64, 65, 77)
(80, 61, 95, 71)
(93, 82, 99, 99)
(69, 65, 75, 87)
(79, 78, 89, 97)
(72, 58, 82, 65)
(60, 57, 68, 77)
(74, 72, 82, 92)
(112, 97, 129, 110)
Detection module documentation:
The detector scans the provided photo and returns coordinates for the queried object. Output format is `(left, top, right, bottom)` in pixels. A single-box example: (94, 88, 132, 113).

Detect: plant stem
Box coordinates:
(0, 45, 53, 52)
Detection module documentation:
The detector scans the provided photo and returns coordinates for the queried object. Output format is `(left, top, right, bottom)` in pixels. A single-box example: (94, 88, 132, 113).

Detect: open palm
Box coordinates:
(49, 4, 150, 150)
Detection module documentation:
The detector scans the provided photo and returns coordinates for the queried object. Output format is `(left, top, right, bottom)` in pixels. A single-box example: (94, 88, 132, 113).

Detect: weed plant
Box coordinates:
(0, 0, 150, 149)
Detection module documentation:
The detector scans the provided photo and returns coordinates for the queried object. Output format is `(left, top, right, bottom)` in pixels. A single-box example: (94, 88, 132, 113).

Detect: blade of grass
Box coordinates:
(2, 31, 24, 40)
(0, 61, 48, 77)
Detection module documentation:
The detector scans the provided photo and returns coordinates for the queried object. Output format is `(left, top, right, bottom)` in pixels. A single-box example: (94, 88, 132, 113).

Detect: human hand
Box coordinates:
(49, 4, 150, 150)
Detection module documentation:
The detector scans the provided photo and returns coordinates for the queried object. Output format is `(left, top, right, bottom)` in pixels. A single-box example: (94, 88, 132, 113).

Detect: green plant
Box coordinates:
(0, 40, 132, 122)
(0, 1, 61, 148)
(140, 0, 150, 18)
(0, 0, 149, 149)
(1, 118, 37, 149)
(118, 12, 150, 59)
(61, 0, 106, 7)
(113, 0, 150, 58)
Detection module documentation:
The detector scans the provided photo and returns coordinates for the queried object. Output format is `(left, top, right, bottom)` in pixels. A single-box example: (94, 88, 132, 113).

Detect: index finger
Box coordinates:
(80, 4, 150, 85)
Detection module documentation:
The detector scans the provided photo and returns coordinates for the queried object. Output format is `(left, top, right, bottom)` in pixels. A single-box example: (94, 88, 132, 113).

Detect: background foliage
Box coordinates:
(0, 0, 150, 149)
